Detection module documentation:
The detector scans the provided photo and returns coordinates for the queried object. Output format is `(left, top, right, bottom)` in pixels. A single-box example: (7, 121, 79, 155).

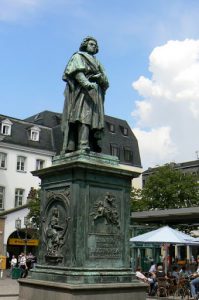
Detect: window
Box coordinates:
(0, 187, 5, 209)
(0, 152, 7, 168)
(31, 131, 39, 141)
(15, 189, 24, 207)
(124, 147, 133, 162)
(120, 126, 128, 136)
(17, 156, 26, 172)
(110, 144, 120, 157)
(36, 159, 45, 170)
(1, 119, 12, 136)
(107, 122, 115, 133)
(2, 124, 10, 135)
(28, 126, 40, 142)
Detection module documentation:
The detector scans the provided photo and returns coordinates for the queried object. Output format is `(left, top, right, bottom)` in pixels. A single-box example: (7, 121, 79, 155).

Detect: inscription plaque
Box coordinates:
(88, 234, 122, 259)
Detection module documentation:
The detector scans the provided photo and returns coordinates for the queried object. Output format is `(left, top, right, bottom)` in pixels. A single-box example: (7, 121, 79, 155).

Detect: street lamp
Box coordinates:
(15, 216, 32, 256)
(15, 218, 21, 231)
(24, 217, 29, 256)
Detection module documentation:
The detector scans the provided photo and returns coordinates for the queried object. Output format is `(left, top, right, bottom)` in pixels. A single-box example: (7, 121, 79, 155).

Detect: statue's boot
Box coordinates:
(78, 124, 90, 151)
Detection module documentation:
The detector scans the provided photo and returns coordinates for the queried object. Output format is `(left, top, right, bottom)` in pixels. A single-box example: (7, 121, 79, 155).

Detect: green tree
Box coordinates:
(130, 187, 145, 211)
(131, 165, 199, 211)
(27, 188, 41, 229)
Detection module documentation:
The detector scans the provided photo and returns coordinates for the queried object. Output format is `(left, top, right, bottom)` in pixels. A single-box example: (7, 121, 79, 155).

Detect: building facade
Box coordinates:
(0, 114, 55, 256)
(0, 111, 142, 256)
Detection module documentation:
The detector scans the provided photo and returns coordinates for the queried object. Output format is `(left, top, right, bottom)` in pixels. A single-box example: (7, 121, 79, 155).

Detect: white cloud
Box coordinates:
(132, 39, 199, 168)
(133, 127, 178, 168)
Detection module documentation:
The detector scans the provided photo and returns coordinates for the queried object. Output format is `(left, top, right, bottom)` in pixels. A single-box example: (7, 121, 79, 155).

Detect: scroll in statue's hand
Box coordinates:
(89, 73, 102, 83)
(88, 82, 98, 91)
(91, 73, 101, 79)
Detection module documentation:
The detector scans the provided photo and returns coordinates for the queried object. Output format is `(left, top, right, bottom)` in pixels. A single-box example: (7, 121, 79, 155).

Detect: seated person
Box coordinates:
(135, 268, 148, 283)
(151, 265, 168, 296)
(171, 265, 179, 282)
(149, 261, 157, 273)
(148, 272, 157, 296)
(156, 264, 167, 278)
(135, 268, 155, 283)
(179, 265, 191, 278)
(190, 256, 199, 299)
(135, 267, 156, 295)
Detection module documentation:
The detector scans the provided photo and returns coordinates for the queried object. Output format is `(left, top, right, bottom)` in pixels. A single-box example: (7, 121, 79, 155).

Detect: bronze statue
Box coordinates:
(61, 36, 109, 153)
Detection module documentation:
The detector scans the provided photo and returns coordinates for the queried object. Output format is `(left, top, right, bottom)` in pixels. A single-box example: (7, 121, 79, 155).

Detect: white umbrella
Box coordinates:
(130, 225, 196, 244)
(192, 236, 199, 242)
(130, 225, 197, 273)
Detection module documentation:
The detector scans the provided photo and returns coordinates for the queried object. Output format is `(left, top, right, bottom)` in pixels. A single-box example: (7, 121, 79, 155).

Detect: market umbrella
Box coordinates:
(130, 225, 197, 273)
(192, 236, 199, 242)
(130, 225, 196, 244)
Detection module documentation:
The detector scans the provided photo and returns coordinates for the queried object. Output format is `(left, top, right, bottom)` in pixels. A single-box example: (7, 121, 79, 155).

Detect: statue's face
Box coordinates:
(86, 40, 97, 54)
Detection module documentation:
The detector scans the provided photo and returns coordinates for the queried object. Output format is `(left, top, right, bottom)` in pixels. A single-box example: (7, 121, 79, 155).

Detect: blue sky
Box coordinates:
(1, 0, 199, 168)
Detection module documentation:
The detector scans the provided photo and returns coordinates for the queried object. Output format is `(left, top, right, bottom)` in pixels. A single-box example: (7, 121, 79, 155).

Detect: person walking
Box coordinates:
(19, 253, 27, 278)
(9, 255, 17, 277)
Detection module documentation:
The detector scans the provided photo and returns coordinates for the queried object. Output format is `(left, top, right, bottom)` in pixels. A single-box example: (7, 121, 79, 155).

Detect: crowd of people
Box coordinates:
(9, 252, 36, 278)
(135, 257, 199, 299)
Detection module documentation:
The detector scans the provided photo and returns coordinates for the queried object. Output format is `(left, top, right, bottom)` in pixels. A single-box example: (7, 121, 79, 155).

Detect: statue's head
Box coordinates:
(79, 36, 99, 54)
(52, 207, 59, 217)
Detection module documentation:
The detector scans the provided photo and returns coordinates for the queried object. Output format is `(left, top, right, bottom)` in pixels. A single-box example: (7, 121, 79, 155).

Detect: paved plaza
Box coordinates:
(0, 271, 184, 300)
(0, 271, 19, 299)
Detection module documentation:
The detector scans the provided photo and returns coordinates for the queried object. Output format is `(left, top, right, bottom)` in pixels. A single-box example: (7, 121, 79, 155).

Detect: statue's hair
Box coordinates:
(79, 36, 99, 54)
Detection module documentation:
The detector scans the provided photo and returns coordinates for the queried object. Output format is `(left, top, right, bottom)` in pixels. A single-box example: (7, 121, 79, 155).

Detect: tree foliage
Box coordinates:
(27, 188, 41, 229)
(130, 187, 145, 211)
(131, 165, 199, 211)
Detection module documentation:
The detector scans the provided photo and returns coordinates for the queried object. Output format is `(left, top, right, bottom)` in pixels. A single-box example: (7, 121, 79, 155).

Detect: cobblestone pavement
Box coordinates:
(0, 270, 19, 299)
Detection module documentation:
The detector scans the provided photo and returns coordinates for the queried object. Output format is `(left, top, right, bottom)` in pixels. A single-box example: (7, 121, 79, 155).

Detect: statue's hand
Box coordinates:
(88, 82, 98, 91)
(89, 73, 101, 83)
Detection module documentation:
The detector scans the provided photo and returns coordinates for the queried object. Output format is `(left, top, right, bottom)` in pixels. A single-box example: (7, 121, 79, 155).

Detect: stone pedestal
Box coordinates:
(19, 279, 147, 300)
(18, 151, 146, 299)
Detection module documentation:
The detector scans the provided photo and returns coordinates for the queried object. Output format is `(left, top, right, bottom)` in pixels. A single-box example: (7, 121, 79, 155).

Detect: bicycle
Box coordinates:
(174, 277, 191, 300)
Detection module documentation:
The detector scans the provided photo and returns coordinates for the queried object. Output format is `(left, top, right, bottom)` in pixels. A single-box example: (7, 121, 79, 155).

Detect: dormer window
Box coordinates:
(107, 122, 115, 133)
(31, 131, 39, 141)
(120, 126, 128, 136)
(1, 119, 12, 136)
(28, 126, 41, 142)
